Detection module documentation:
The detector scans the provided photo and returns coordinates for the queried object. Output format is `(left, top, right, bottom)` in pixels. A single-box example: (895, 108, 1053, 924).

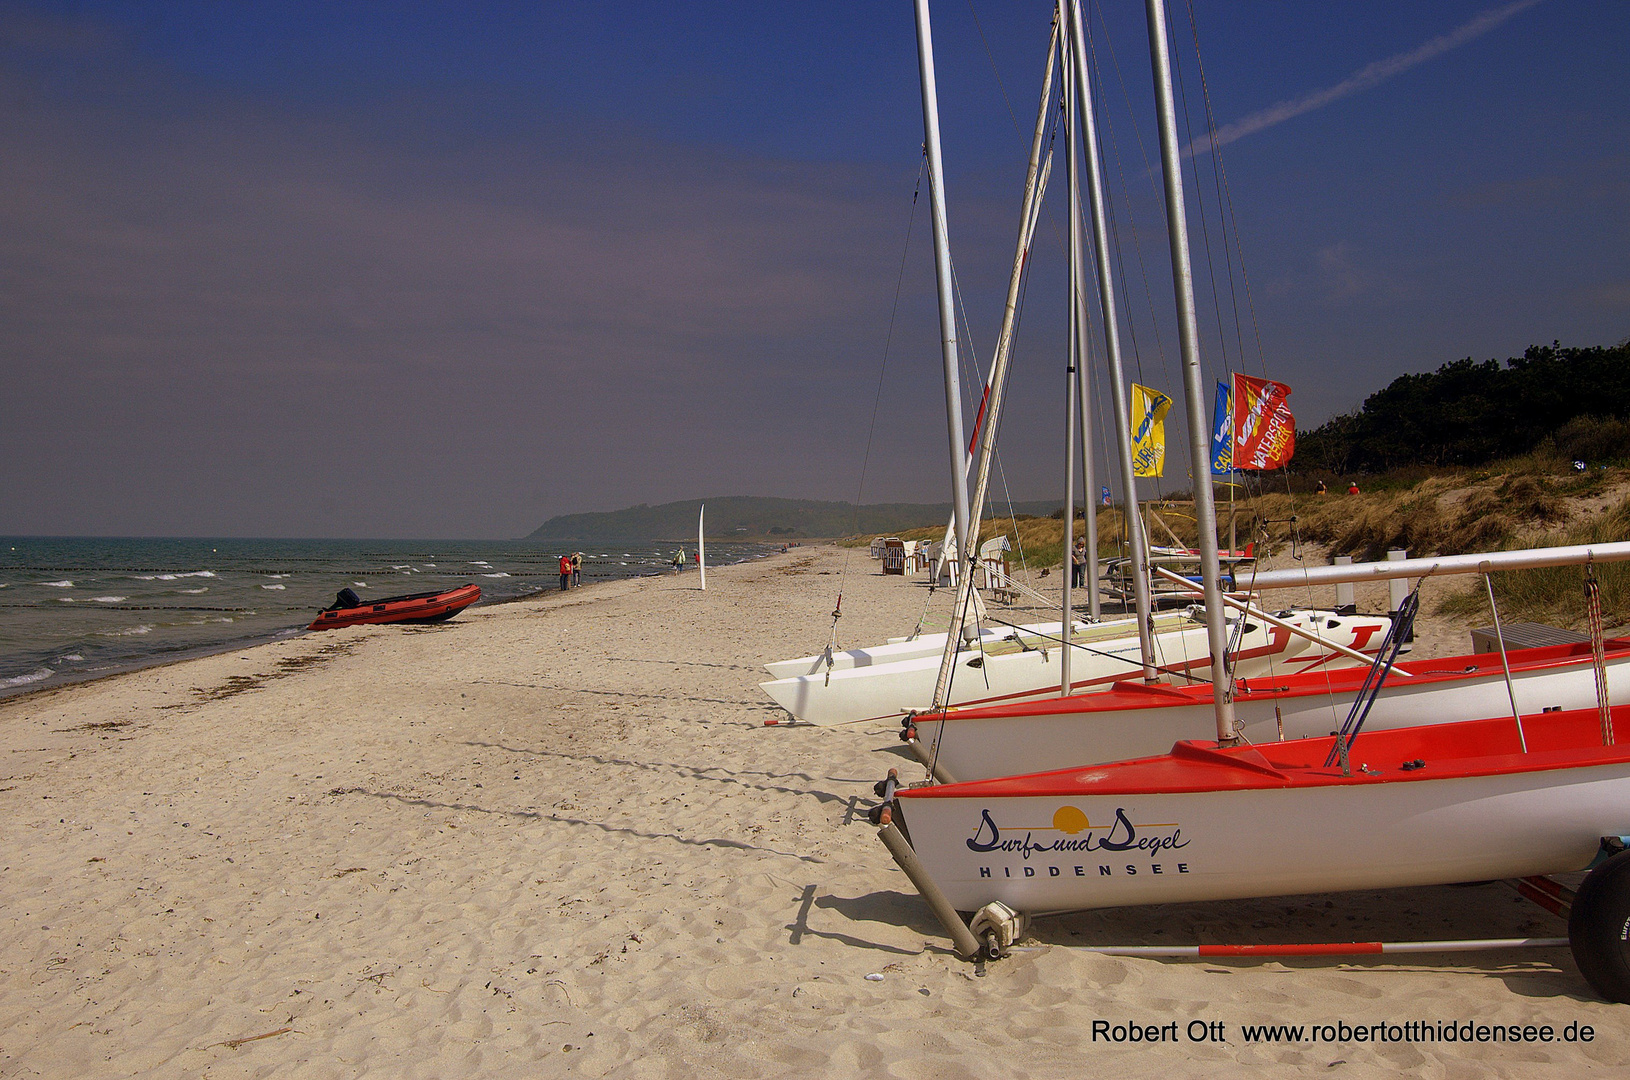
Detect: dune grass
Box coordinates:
(1436, 496, 1630, 630)
(844, 461, 1630, 629)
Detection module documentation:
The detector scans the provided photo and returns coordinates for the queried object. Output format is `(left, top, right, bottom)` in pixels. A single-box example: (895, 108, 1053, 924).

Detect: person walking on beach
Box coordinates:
(571, 552, 583, 588)
(559, 553, 572, 591)
(1070, 538, 1087, 589)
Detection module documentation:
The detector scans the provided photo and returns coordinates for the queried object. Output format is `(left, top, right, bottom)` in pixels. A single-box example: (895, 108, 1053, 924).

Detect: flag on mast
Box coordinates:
(1231, 373, 1295, 471)
(1210, 380, 1234, 476)
(1130, 384, 1173, 478)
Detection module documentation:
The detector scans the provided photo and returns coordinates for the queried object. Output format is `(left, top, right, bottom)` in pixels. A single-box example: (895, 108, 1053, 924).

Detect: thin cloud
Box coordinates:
(1187, 0, 1546, 157)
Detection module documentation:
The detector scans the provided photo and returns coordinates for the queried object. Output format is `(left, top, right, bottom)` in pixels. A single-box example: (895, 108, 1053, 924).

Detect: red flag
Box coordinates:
(1232, 373, 1295, 471)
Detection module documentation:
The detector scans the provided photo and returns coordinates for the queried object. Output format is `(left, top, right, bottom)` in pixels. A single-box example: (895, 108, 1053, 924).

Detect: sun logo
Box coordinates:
(1052, 806, 1092, 834)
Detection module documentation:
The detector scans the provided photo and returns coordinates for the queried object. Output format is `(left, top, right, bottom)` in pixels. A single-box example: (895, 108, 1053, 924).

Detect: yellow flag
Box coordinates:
(1130, 384, 1172, 478)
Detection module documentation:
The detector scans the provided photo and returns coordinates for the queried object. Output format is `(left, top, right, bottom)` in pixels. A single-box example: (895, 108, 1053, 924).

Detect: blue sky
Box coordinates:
(1, 1, 1625, 537)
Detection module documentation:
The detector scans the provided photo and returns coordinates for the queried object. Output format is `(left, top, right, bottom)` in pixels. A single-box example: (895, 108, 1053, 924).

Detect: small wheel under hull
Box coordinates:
(1569, 848, 1630, 1003)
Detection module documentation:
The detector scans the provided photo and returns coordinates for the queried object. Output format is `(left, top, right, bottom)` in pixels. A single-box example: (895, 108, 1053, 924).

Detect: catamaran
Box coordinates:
(888, 701, 1630, 1004)
(761, 605, 1389, 725)
(874, 0, 1630, 1007)
(907, 542, 1630, 780)
(908, 628, 1630, 782)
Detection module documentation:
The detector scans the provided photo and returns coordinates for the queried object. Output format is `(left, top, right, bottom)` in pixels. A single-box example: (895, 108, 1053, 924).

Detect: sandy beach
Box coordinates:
(3, 543, 1626, 1078)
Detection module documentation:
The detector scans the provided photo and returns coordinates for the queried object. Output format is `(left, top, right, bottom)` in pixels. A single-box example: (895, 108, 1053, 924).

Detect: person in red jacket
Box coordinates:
(559, 553, 572, 591)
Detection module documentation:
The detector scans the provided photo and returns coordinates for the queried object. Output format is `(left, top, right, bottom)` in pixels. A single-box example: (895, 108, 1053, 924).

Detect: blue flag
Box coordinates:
(1210, 380, 1234, 476)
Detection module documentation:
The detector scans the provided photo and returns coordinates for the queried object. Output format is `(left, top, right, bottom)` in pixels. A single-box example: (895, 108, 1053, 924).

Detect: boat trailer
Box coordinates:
(873, 798, 1630, 1003)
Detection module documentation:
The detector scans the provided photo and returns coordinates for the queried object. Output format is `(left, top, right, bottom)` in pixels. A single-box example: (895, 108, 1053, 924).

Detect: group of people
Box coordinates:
(558, 552, 583, 591)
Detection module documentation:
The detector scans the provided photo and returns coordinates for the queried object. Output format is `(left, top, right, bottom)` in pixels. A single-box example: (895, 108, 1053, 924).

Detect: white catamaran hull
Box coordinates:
(913, 647, 1630, 782)
(759, 610, 1390, 725)
(764, 619, 1090, 680)
(895, 762, 1630, 913)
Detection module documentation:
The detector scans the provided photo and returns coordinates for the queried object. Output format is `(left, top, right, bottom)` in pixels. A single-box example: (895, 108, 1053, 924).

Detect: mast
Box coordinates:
(912, 0, 974, 572)
(1144, 0, 1236, 741)
(1247, 541, 1630, 589)
(930, 14, 1060, 708)
(1075, 339, 1099, 620)
(1067, 21, 1099, 625)
(1067, 0, 1156, 679)
(1060, 19, 1078, 695)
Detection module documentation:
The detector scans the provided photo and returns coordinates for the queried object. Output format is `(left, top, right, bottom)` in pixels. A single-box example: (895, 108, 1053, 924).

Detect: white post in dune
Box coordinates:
(698, 504, 707, 592)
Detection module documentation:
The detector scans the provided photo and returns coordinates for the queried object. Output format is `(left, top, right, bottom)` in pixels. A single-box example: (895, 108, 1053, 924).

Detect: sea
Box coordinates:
(0, 536, 779, 698)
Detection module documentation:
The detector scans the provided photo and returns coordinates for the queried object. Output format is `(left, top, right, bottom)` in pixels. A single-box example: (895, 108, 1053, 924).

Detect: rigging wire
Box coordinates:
(1181, 0, 1271, 381)
(925, 9, 1070, 697)
(1088, 0, 1171, 386)
(966, 0, 1024, 137)
(1181, 0, 1251, 382)
(942, 19, 1068, 624)
(828, 159, 928, 653)
(1168, 5, 1373, 699)
(1174, 1, 1329, 650)
(1084, 1, 1180, 510)
(1169, 9, 1234, 387)
(1178, 0, 1305, 578)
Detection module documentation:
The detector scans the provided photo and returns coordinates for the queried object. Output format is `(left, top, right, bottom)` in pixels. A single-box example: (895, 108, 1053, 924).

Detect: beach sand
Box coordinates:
(2, 544, 1625, 1078)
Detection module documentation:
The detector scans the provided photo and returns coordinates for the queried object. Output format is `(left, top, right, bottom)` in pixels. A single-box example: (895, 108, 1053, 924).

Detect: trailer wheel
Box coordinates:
(1568, 849, 1630, 1004)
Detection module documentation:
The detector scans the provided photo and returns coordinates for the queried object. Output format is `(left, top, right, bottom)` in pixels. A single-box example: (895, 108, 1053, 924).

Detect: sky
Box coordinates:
(1, 0, 1625, 538)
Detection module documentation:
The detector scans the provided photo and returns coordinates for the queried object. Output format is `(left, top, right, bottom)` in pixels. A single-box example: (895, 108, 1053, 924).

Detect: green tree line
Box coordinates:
(1296, 341, 1630, 474)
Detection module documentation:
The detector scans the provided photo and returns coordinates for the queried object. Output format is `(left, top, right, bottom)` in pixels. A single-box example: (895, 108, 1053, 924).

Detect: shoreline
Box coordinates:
(2, 543, 1624, 1077)
(0, 545, 764, 704)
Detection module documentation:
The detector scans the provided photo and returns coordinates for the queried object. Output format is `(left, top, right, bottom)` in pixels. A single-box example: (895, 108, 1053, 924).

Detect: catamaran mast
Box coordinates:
(1067, 0, 1157, 679)
(1060, 21, 1079, 695)
(912, 0, 974, 575)
(1066, 21, 1099, 626)
(1248, 542, 1630, 589)
(930, 12, 1061, 709)
(1145, 0, 1236, 742)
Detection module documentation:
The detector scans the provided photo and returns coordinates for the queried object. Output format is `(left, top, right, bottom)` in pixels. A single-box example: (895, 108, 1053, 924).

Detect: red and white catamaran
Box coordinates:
(876, 0, 1630, 1005)
(907, 632, 1630, 783)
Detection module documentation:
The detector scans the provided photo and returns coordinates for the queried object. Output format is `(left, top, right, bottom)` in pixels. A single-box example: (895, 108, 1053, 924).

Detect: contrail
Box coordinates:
(1186, 0, 1546, 157)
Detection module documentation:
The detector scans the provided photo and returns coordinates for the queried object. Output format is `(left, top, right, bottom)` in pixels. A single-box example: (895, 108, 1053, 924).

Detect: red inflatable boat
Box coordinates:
(309, 583, 481, 630)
